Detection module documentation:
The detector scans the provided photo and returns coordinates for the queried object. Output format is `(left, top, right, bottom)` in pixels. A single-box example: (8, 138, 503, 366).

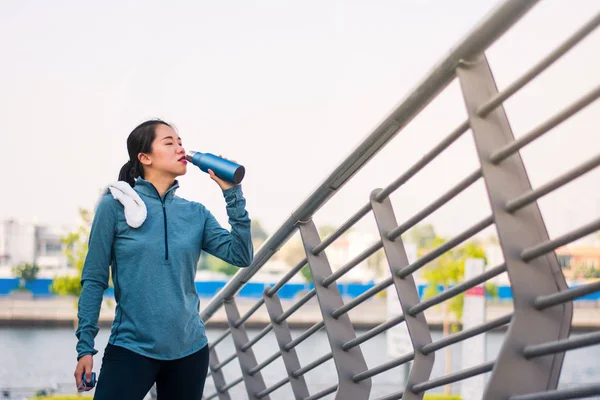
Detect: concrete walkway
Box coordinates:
(1, 296, 599, 331)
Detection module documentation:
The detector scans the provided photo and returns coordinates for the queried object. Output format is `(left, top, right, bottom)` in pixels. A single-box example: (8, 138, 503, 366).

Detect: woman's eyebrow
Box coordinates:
(161, 136, 182, 141)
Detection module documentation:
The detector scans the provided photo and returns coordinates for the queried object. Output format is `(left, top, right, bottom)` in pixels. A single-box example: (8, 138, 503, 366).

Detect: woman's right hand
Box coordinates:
(74, 354, 94, 391)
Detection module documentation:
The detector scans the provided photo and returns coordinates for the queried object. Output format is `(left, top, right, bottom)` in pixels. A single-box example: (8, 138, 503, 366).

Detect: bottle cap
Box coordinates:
(185, 150, 197, 162)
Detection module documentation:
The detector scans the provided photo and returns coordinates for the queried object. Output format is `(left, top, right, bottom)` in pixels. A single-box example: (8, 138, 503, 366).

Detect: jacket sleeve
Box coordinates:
(202, 185, 254, 268)
(75, 195, 116, 360)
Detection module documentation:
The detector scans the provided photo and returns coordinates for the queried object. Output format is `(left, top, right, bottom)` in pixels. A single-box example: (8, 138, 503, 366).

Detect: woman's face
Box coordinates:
(140, 124, 188, 178)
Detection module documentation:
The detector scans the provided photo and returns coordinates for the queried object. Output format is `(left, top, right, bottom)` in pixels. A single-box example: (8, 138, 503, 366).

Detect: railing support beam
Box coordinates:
(299, 220, 371, 399)
(224, 299, 270, 400)
(456, 53, 573, 398)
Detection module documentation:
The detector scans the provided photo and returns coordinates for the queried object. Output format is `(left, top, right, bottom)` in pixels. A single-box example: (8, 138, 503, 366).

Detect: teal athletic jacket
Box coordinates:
(75, 177, 253, 360)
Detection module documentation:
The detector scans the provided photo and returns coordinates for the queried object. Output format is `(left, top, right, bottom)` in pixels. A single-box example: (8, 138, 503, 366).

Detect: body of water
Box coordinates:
(1, 327, 598, 399)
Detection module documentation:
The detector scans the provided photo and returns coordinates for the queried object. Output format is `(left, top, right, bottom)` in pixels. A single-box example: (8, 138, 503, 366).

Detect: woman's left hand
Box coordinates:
(208, 155, 237, 191)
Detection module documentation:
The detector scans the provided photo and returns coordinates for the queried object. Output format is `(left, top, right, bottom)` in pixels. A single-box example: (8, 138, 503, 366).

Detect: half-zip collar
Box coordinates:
(133, 177, 179, 261)
(133, 177, 179, 200)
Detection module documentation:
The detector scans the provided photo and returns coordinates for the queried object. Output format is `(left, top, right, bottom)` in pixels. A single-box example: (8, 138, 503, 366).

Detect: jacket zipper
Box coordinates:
(150, 185, 170, 261)
(162, 201, 168, 260)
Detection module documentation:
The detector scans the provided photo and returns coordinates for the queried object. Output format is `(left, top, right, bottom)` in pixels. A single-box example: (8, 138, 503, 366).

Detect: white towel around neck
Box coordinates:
(96, 181, 147, 228)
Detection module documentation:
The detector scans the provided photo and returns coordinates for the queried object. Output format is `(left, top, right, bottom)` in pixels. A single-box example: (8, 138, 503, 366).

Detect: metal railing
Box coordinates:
(200, 1, 600, 399)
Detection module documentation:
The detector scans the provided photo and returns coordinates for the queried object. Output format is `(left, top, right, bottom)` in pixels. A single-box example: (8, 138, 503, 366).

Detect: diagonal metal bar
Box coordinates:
(409, 263, 506, 316)
(521, 218, 600, 262)
(421, 313, 513, 355)
(218, 377, 245, 395)
(248, 351, 282, 376)
(293, 353, 334, 378)
(331, 278, 393, 319)
(200, 0, 540, 326)
(370, 188, 434, 400)
(353, 353, 415, 383)
(212, 352, 237, 372)
(312, 203, 372, 255)
(284, 321, 325, 351)
(342, 315, 406, 351)
(322, 240, 383, 287)
(388, 168, 482, 240)
(490, 85, 600, 164)
(256, 377, 290, 399)
(332, 216, 494, 319)
(412, 361, 495, 393)
(275, 289, 317, 324)
(477, 12, 600, 117)
(266, 258, 307, 297)
(397, 215, 494, 278)
(299, 220, 371, 399)
(375, 121, 470, 202)
(207, 347, 232, 400)
(457, 53, 572, 398)
(263, 290, 310, 398)
(241, 324, 274, 352)
(535, 281, 600, 310)
(235, 298, 265, 328)
(209, 329, 232, 350)
(524, 331, 600, 359)
(304, 384, 339, 400)
(506, 153, 600, 212)
(224, 299, 270, 399)
(204, 392, 219, 400)
(331, 216, 492, 318)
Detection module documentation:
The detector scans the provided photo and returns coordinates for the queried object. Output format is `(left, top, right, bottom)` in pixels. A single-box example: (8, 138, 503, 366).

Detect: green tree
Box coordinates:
(300, 263, 312, 282)
(419, 232, 495, 395)
(422, 239, 489, 332)
(11, 263, 40, 291)
(50, 208, 93, 300)
(202, 253, 238, 276)
(318, 224, 336, 238)
(574, 263, 600, 279)
(407, 223, 437, 249)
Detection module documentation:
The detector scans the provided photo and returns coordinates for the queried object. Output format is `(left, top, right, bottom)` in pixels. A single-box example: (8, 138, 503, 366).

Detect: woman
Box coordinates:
(73, 119, 253, 399)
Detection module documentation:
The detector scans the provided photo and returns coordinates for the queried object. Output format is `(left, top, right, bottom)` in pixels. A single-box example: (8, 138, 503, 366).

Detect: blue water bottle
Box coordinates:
(186, 150, 245, 184)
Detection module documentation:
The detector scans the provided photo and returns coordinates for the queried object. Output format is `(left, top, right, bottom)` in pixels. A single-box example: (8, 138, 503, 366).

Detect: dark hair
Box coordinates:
(118, 119, 173, 187)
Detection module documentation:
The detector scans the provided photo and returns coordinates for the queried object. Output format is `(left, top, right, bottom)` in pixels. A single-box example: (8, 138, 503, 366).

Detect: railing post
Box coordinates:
(263, 289, 310, 399)
(206, 347, 232, 400)
(224, 298, 270, 400)
(298, 220, 371, 399)
(370, 190, 434, 399)
(456, 53, 573, 398)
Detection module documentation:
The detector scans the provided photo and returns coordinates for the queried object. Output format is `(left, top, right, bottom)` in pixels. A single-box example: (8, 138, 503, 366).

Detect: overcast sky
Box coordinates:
(1, 0, 598, 243)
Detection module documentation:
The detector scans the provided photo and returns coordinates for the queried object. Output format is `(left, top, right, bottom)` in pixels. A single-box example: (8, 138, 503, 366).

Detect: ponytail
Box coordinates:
(118, 160, 137, 187)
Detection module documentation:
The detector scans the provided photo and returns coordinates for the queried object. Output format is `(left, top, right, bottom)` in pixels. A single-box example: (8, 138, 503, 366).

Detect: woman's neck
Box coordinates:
(143, 172, 176, 198)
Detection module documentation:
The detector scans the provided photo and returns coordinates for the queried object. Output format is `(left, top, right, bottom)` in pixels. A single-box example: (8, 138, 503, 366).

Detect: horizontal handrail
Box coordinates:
(200, 0, 539, 322)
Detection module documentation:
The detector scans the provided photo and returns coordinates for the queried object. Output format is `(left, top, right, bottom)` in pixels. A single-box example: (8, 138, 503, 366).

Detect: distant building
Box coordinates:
(0, 219, 36, 267)
(0, 219, 69, 276)
(325, 232, 420, 283)
(556, 245, 600, 280)
(34, 225, 68, 268)
(482, 243, 600, 282)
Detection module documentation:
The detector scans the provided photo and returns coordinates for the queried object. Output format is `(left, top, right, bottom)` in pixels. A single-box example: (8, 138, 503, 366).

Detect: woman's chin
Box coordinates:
(174, 164, 188, 176)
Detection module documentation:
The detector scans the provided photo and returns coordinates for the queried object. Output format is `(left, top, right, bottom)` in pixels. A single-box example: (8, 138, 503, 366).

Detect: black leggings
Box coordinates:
(93, 343, 209, 400)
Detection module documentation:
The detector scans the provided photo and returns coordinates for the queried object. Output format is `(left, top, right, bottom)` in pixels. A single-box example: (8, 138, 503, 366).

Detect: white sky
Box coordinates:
(0, 0, 598, 242)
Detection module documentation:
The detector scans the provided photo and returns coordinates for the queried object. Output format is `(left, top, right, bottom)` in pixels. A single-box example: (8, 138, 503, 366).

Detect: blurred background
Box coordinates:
(0, 0, 598, 399)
